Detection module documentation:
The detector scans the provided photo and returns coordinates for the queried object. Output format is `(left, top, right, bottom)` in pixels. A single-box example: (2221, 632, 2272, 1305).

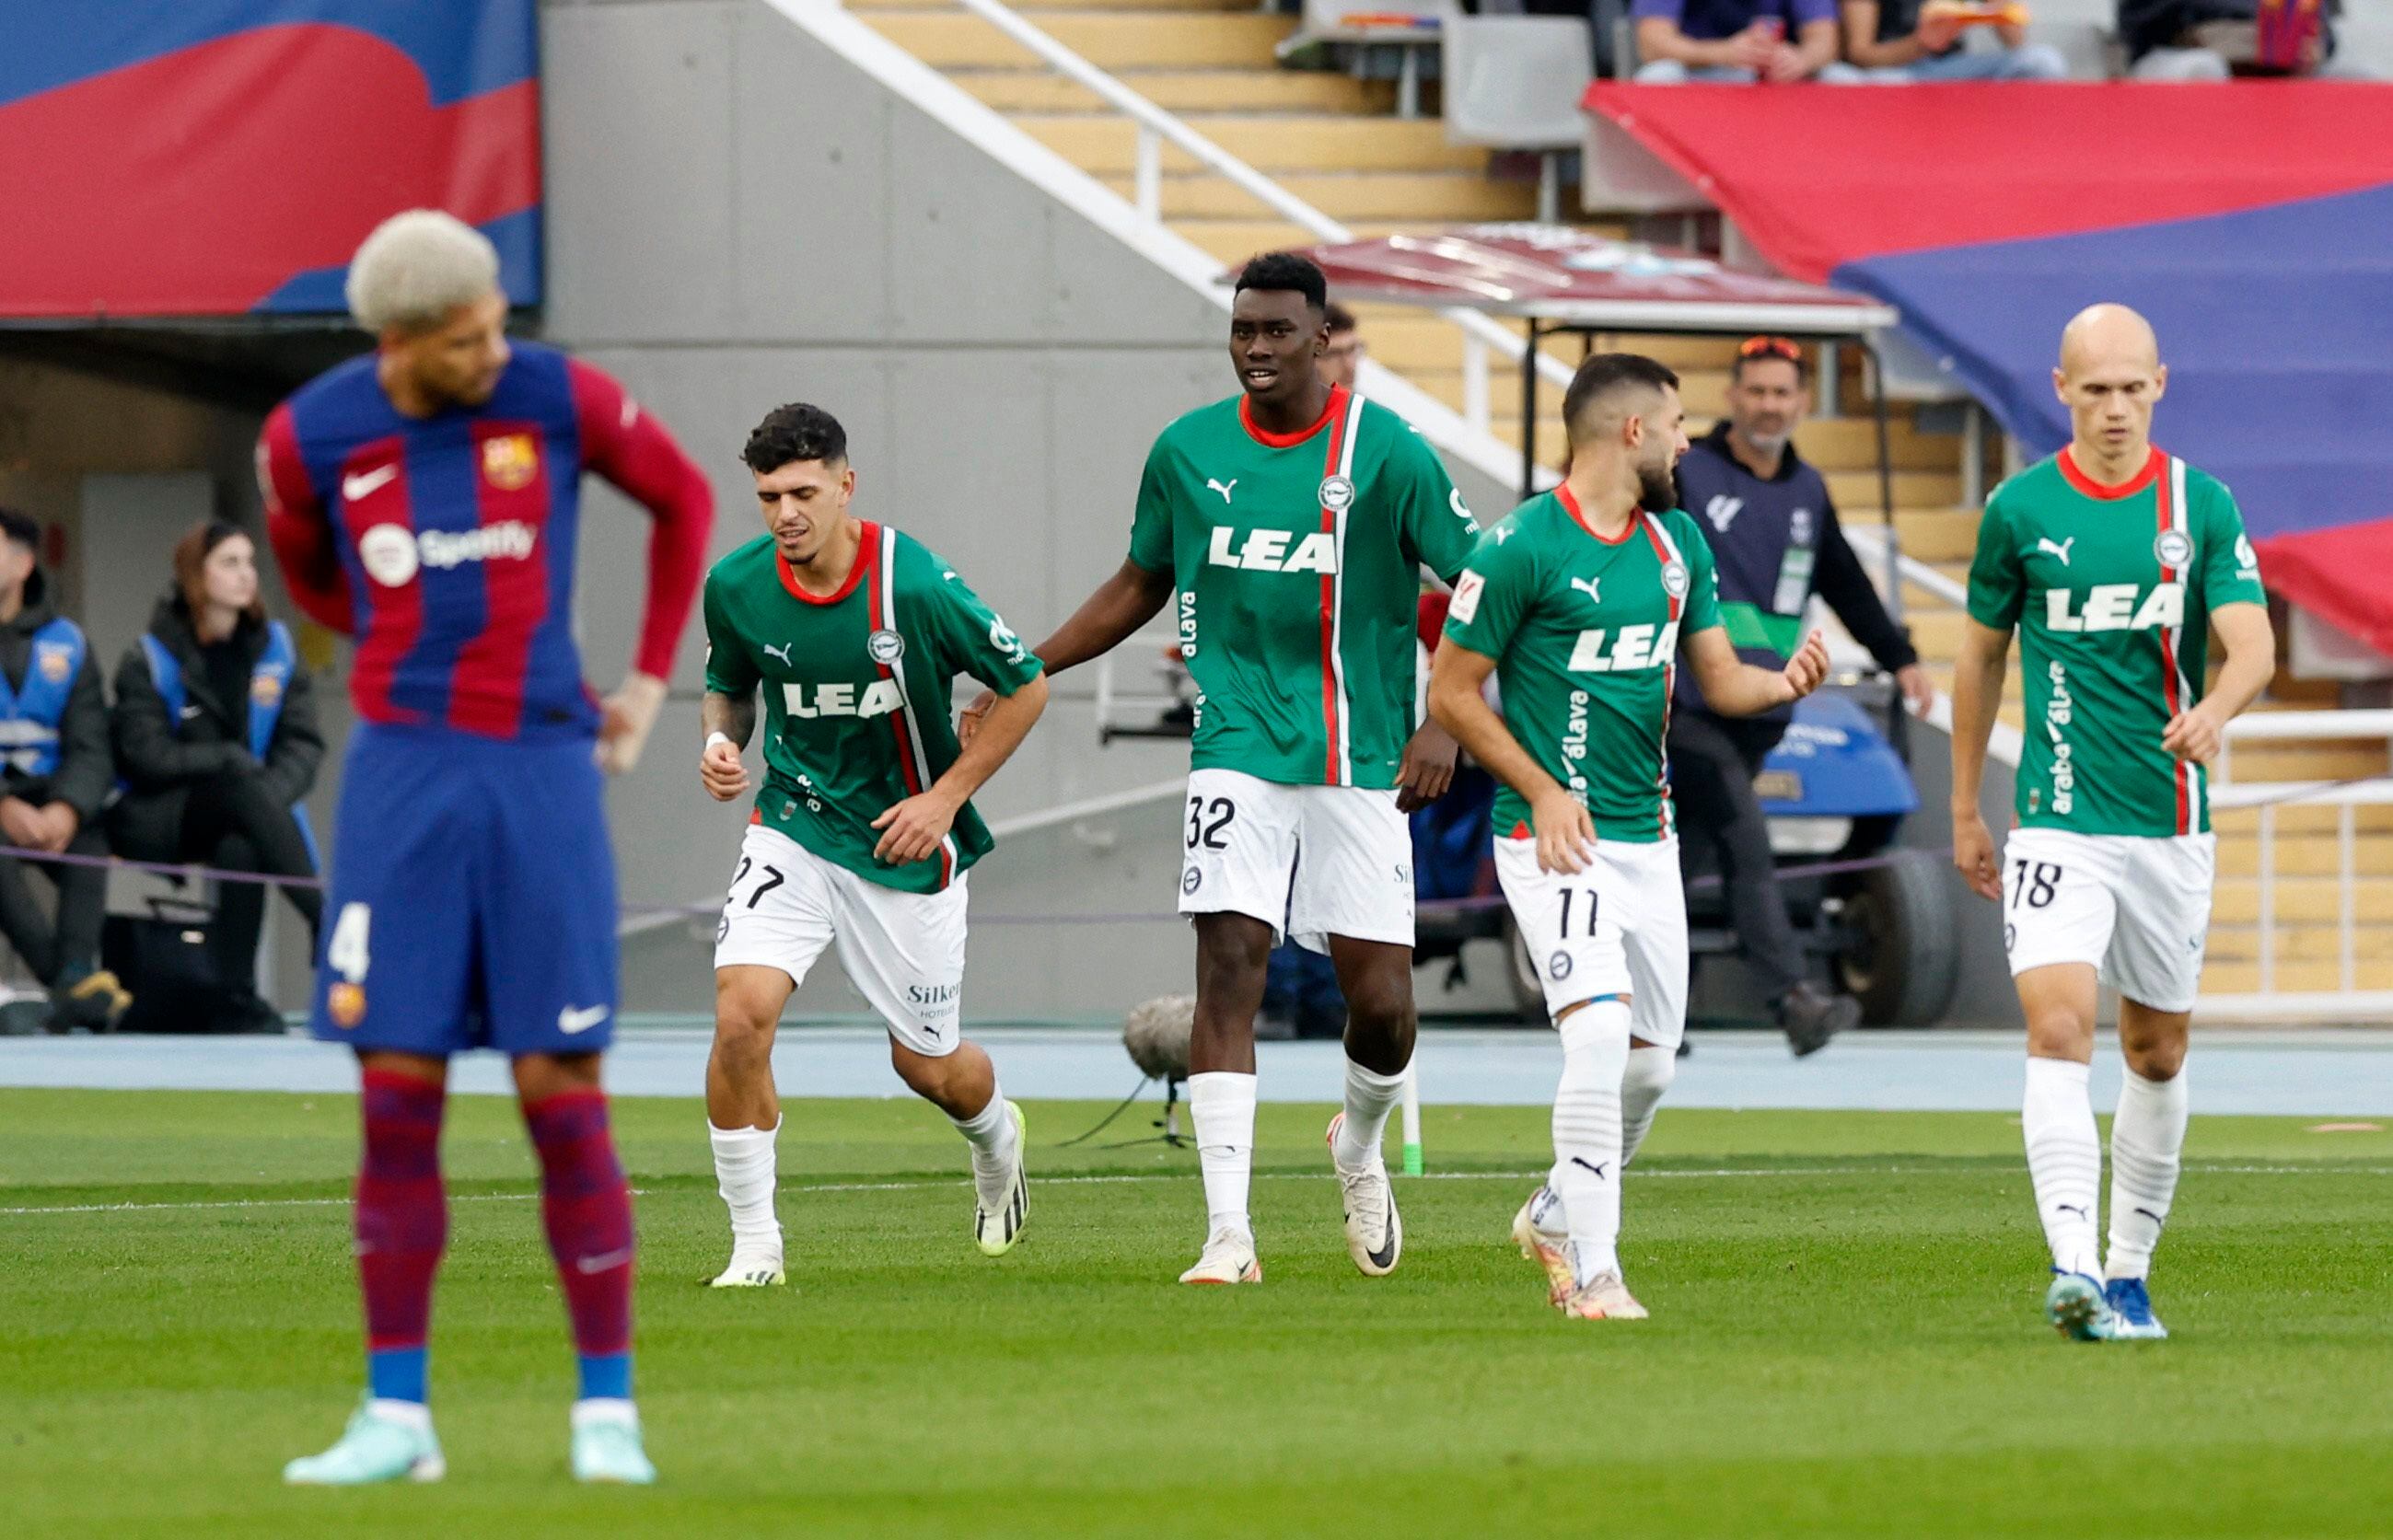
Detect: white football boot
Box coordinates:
(1326, 1113, 1402, 1277)
(1178, 1226, 1262, 1285)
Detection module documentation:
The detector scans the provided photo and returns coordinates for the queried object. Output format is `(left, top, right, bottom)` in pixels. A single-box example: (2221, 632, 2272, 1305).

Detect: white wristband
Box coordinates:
(704, 731, 735, 752)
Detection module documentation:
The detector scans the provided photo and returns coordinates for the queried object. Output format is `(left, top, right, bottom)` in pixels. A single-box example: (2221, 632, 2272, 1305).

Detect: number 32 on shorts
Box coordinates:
(1186, 795, 1236, 851)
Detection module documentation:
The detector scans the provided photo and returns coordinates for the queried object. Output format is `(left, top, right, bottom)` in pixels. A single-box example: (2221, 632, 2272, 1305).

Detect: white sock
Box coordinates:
(1621, 1045, 1677, 1167)
(2023, 1056, 2103, 1278)
(708, 1117, 783, 1258)
(570, 1398, 638, 1430)
(2106, 1065, 2189, 1280)
(950, 1083, 1019, 1206)
(369, 1398, 434, 1432)
(1551, 1002, 1631, 1285)
(1331, 1058, 1407, 1170)
(1189, 1071, 1258, 1241)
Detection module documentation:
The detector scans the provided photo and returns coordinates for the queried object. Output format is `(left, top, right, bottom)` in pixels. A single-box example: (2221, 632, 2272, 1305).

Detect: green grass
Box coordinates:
(3, 1089, 2390, 1537)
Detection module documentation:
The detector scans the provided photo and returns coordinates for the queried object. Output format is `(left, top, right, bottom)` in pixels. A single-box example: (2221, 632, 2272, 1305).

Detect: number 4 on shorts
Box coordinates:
(328, 903, 371, 984)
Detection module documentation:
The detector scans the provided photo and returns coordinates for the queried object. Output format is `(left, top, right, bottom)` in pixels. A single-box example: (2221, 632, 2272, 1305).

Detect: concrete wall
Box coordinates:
(540, 0, 1260, 1018)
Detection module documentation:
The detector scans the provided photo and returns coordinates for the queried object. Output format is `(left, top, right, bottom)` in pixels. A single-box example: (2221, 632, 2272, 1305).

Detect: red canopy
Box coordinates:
(1286, 225, 1896, 334)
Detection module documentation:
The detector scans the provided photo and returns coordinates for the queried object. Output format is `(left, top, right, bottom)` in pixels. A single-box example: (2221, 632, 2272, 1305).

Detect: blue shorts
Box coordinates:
(309, 724, 620, 1057)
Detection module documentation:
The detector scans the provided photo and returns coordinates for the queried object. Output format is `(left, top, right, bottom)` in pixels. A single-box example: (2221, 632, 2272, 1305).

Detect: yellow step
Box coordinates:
(2225, 745, 2391, 783)
(1892, 509, 1981, 562)
(2215, 805, 2393, 836)
(867, 11, 1291, 70)
(2207, 924, 2393, 963)
(2213, 877, 2393, 926)
(956, 67, 1388, 113)
(1017, 114, 1487, 176)
(2214, 834, 2393, 878)
(1101, 170, 1537, 222)
(2201, 957, 2393, 994)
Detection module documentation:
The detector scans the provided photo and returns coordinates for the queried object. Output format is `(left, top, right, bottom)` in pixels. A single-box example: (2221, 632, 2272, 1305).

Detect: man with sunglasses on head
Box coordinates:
(1668, 336, 1932, 1055)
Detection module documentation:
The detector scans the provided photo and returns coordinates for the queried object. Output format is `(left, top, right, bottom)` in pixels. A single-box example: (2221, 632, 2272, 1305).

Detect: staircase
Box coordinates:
(850, 0, 2390, 1007)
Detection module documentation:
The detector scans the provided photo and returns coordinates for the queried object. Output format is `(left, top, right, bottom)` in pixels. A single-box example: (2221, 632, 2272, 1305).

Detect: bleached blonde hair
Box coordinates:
(345, 210, 500, 334)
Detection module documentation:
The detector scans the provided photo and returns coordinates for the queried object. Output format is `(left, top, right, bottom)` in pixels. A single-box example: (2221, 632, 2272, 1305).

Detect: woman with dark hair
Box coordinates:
(110, 521, 324, 1031)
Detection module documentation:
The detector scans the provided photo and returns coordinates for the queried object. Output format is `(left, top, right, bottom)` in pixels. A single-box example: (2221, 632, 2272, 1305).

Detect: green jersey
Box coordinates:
(1966, 447, 2266, 837)
(1128, 386, 1481, 788)
(703, 523, 1044, 894)
(1443, 488, 1723, 844)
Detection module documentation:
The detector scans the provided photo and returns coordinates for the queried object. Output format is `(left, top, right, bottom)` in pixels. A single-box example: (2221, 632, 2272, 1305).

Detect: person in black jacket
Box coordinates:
(110, 521, 325, 1031)
(1670, 340, 1932, 1055)
(0, 507, 125, 1031)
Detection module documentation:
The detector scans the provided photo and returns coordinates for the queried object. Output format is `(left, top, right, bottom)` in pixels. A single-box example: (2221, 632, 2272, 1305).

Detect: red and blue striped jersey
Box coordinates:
(261, 342, 711, 742)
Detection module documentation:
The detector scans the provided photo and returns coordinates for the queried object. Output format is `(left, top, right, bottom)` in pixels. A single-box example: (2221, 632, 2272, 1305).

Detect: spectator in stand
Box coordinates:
(1841, 1, 2070, 78)
(2121, 0, 2366, 79)
(1668, 338, 1931, 1056)
(1321, 303, 1366, 388)
(0, 507, 125, 1032)
(1632, 0, 1865, 81)
(110, 521, 324, 1034)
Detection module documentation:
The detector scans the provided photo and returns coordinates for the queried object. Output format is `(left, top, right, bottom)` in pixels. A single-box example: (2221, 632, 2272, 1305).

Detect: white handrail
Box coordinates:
(946, 0, 1579, 423)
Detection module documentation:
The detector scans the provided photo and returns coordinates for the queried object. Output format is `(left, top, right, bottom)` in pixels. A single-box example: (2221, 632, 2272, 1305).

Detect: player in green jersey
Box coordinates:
(695, 404, 1050, 1286)
(964, 254, 1481, 1286)
(1949, 306, 2273, 1342)
(1429, 353, 1830, 1322)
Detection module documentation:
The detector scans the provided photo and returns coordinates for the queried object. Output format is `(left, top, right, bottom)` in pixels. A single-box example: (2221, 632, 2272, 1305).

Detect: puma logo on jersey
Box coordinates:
(1206, 526, 1338, 573)
(1566, 621, 1680, 673)
(761, 642, 794, 666)
(782, 679, 905, 719)
(1568, 576, 1602, 606)
(2036, 537, 2075, 567)
(2044, 583, 2183, 633)
(1205, 478, 1237, 504)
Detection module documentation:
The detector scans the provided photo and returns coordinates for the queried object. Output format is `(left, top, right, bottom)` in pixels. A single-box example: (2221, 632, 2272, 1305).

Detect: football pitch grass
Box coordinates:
(4, 1089, 2390, 1537)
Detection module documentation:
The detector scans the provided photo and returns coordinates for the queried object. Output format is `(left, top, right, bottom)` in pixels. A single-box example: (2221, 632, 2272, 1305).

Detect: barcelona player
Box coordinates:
(263, 211, 713, 1485)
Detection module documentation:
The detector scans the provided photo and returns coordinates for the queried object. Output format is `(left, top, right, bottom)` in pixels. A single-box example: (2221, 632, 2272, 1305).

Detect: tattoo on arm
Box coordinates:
(702, 689, 757, 750)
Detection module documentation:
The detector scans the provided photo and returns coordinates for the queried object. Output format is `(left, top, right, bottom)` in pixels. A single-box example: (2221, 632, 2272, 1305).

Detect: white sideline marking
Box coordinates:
(4, 1162, 2384, 1219)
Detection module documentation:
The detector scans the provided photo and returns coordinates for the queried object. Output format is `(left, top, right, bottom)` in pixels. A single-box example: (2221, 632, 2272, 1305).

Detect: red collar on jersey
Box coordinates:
(777, 520, 878, 606)
(1238, 384, 1345, 448)
(2058, 444, 2166, 501)
(1556, 481, 1639, 545)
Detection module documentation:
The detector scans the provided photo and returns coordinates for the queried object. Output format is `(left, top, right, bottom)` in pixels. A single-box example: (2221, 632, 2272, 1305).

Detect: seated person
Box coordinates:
(110, 521, 323, 1033)
(2120, 0, 2365, 79)
(0, 507, 124, 1030)
(1841, 1, 2070, 77)
(1632, 0, 1864, 81)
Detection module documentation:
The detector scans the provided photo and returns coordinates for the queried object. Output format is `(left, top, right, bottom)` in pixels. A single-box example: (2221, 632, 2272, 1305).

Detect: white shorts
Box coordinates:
(1493, 835, 1689, 1049)
(1178, 767, 1414, 954)
(713, 823, 969, 1057)
(2001, 827, 2215, 1013)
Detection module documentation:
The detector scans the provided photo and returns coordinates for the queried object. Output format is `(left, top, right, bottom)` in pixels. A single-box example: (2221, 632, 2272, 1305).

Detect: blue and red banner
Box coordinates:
(1585, 83, 2393, 654)
(0, 1, 540, 318)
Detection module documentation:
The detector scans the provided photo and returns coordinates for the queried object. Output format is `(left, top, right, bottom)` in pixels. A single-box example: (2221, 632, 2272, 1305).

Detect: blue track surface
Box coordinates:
(5, 1027, 2391, 1117)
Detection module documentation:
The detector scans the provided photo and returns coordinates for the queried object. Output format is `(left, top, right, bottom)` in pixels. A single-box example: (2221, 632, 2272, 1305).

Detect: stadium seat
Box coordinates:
(1440, 16, 1594, 222)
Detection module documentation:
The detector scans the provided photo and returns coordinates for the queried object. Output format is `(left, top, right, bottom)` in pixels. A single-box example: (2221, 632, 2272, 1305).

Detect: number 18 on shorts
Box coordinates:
(2000, 827, 2215, 1013)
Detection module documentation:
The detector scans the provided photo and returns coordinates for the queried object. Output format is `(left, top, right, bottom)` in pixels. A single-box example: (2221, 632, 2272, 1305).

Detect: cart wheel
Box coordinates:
(1836, 850, 1960, 1026)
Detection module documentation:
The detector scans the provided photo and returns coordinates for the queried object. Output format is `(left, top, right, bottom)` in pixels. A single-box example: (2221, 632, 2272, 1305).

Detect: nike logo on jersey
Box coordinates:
(2036, 536, 2075, 567)
(761, 642, 794, 666)
(342, 464, 399, 502)
(784, 679, 904, 719)
(557, 1004, 610, 1035)
(1205, 478, 1237, 504)
(1567, 621, 1680, 673)
(180, 704, 204, 720)
(1206, 526, 1338, 573)
(1569, 576, 1602, 606)
(2044, 583, 2183, 633)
